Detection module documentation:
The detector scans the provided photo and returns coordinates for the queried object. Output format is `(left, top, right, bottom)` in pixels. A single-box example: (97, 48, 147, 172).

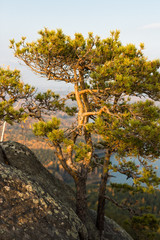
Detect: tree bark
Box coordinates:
(96, 173, 108, 237)
(96, 150, 111, 238)
(74, 170, 88, 224)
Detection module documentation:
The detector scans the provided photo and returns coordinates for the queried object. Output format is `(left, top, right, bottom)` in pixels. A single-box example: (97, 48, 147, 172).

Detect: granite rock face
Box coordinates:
(0, 141, 133, 240)
(0, 163, 87, 240)
(0, 141, 75, 208)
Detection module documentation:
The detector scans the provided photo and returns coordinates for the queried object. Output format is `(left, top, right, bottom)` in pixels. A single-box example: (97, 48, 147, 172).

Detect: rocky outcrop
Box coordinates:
(0, 163, 87, 240)
(0, 141, 133, 240)
(0, 141, 75, 209)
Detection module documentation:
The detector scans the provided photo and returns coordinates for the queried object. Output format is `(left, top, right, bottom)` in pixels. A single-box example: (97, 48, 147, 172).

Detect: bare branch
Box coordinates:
(105, 195, 138, 216)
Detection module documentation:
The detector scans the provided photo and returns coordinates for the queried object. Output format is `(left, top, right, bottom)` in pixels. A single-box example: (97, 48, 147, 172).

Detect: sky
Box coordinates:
(0, 0, 160, 93)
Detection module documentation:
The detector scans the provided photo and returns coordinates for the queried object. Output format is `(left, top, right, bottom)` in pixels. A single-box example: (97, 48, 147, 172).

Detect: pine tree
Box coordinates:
(0, 67, 35, 125)
(10, 29, 160, 238)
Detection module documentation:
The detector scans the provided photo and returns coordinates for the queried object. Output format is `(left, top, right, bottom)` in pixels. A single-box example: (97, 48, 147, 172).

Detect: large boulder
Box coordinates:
(0, 162, 87, 240)
(0, 141, 133, 240)
(0, 141, 74, 209)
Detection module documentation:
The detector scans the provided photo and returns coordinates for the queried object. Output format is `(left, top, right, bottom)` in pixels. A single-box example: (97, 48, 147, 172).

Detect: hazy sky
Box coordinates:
(1, 0, 160, 93)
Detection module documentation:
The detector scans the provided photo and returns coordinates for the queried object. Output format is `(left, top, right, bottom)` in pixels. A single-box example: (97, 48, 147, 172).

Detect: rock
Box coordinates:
(0, 141, 133, 240)
(90, 210, 133, 240)
(0, 146, 7, 164)
(0, 141, 75, 209)
(0, 141, 93, 240)
(0, 163, 87, 240)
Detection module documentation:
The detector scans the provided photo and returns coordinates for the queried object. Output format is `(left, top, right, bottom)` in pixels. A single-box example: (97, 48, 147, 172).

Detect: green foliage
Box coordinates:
(0, 67, 35, 124)
(33, 117, 64, 144)
(91, 39, 160, 100)
(73, 142, 92, 163)
(35, 90, 63, 109)
(10, 28, 97, 82)
(127, 214, 159, 240)
(87, 100, 160, 190)
(64, 106, 77, 116)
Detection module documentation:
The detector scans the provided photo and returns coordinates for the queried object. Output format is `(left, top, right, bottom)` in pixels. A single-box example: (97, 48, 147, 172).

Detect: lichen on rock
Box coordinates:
(0, 162, 87, 240)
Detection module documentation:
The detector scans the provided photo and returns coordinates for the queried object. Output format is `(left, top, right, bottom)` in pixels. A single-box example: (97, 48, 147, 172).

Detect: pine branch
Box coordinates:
(105, 195, 138, 216)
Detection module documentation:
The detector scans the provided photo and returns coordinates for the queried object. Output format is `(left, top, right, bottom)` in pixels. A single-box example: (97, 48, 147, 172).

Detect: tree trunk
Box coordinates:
(75, 174, 88, 224)
(96, 150, 111, 238)
(96, 173, 108, 237)
(74, 166, 88, 226)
